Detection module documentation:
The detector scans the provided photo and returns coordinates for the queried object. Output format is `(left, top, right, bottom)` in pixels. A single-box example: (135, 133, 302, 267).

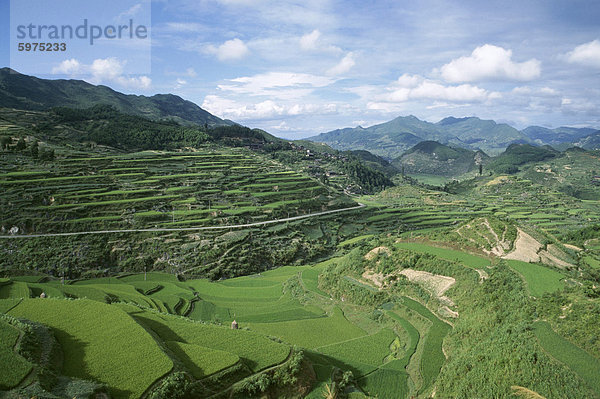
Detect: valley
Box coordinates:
(1, 70, 600, 399)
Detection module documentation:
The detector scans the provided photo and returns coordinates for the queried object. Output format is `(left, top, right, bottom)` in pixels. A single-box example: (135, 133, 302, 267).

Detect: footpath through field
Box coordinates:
(0, 203, 366, 238)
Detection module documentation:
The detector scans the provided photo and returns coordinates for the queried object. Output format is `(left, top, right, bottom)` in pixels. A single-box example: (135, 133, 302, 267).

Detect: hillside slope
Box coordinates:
(393, 140, 488, 177)
(309, 115, 529, 158)
(0, 68, 230, 127)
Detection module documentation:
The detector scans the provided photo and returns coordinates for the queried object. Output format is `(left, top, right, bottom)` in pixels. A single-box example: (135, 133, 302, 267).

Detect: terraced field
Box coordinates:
(534, 321, 600, 395)
(0, 149, 343, 233)
(506, 260, 566, 297)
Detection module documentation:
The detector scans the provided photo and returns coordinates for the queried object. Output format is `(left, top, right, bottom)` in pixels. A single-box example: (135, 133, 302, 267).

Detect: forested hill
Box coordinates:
(309, 115, 529, 158)
(0, 68, 231, 127)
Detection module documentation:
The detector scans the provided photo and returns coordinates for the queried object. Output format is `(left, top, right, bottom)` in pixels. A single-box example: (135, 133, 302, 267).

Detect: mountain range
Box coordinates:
(309, 116, 598, 159)
(0, 68, 231, 127)
(1, 68, 598, 158)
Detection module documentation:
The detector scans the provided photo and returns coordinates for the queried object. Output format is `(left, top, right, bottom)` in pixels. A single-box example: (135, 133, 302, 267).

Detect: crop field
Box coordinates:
(399, 297, 451, 392)
(534, 321, 600, 394)
(0, 317, 32, 389)
(358, 368, 409, 399)
(395, 242, 490, 268)
(127, 308, 290, 372)
(0, 148, 345, 234)
(315, 328, 398, 376)
(247, 307, 367, 349)
(165, 341, 240, 378)
(506, 260, 566, 297)
(8, 299, 173, 399)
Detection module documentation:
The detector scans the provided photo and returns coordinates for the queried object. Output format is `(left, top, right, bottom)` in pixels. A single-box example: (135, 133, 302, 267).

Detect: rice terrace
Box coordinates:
(2, 1, 600, 397)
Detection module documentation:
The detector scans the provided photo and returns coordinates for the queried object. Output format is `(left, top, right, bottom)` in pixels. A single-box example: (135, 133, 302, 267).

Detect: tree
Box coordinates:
(0, 136, 11, 150)
(30, 139, 39, 158)
(39, 147, 55, 161)
(15, 137, 26, 151)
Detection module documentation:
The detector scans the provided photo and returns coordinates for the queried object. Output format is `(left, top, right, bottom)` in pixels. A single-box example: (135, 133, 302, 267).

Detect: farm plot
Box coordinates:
(127, 308, 290, 372)
(316, 328, 398, 377)
(534, 321, 600, 395)
(0, 149, 345, 234)
(246, 307, 366, 349)
(506, 260, 566, 297)
(395, 242, 490, 268)
(399, 297, 451, 392)
(0, 317, 33, 389)
(165, 341, 240, 379)
(8, 299, 173, 399)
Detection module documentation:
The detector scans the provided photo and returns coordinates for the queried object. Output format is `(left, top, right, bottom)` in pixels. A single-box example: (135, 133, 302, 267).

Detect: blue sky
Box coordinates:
(2, 0, 600, 138)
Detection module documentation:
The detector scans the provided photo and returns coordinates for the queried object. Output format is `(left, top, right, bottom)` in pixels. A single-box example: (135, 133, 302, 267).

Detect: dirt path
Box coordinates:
(0, 203, 365, 239)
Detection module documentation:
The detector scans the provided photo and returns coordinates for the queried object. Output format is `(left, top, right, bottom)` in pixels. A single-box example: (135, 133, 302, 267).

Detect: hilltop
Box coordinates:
(309, 115, 528, 158)
(0, 68, 231, 127)
(392, 141, 488, 177)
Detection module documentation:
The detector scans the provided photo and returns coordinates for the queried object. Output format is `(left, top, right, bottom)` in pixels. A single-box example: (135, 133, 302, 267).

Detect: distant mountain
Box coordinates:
(521, 125, 596, 145)
(0, 68, 231, 127)
(309, 115, 529, 158)
(488, 143, 559, 174)
(575, 130, 600, 150)
(435, 117, 528, 151)
(393, 141, 489, 177)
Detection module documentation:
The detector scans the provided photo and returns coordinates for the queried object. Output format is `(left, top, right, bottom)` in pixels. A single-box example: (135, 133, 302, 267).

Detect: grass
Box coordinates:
(506, 260, 566, 297)
(400, 297, 451, 392)
(395, 242, 490, 268)
(534, 321, 600, 395)
(0, 281, 31, 299)
(316, 328, 398, 377)
(0, 317, 33, 389)
(9, 299, 173, 399)
(386, 312, 420, 368)
(301, 267, 329, 297)
(358, 368, 409, 399)
(128, 308, 290, 372)
(165, 341, 240, 379)
(246, 307, 366, 349)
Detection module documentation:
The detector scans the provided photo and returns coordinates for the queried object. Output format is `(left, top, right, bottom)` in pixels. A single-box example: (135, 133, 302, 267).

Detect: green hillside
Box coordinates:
(393, 140, 488, 177)
(0, 68, 231, 127)
(309, 115, 529, 158)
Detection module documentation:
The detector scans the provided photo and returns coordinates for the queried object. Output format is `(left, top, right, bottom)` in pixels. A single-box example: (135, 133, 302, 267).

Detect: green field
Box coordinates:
(247, 307, 366, 349)
(534, 321, 600, 395)
(8, 299, 173, 399)
(0, 317, 33, 389)
(395, 242, 490, 268)
(506, 260, 566, 297)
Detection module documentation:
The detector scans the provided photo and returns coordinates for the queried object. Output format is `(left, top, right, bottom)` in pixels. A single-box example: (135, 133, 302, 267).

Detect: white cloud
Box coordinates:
(51, 57, 151, 90)
(384, 74, 496, 102)
(327, 52, 355, 76)
(565, 40, 600, 68)
(217, 72, 336, 99)
(201, 95, 339, 120)
(174, 78, 187, 89)
(207, 38, 249, 61)
(90, 58, 124, 81)
(395, 74, 421, 88)
(440, 44, 541, 82)
(52, 59, 81, 75)
(300, 30, 321, 50)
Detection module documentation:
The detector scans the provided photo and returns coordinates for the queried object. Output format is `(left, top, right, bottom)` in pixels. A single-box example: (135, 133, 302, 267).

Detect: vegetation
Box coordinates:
(2, 73, 600, 398)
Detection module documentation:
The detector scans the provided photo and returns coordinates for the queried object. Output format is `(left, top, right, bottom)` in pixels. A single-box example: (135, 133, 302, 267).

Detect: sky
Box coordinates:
(2, 0, 600, 139)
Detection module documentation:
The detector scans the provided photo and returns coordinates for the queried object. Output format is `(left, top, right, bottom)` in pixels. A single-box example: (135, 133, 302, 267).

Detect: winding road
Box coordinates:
(0, 203, 365, 239)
